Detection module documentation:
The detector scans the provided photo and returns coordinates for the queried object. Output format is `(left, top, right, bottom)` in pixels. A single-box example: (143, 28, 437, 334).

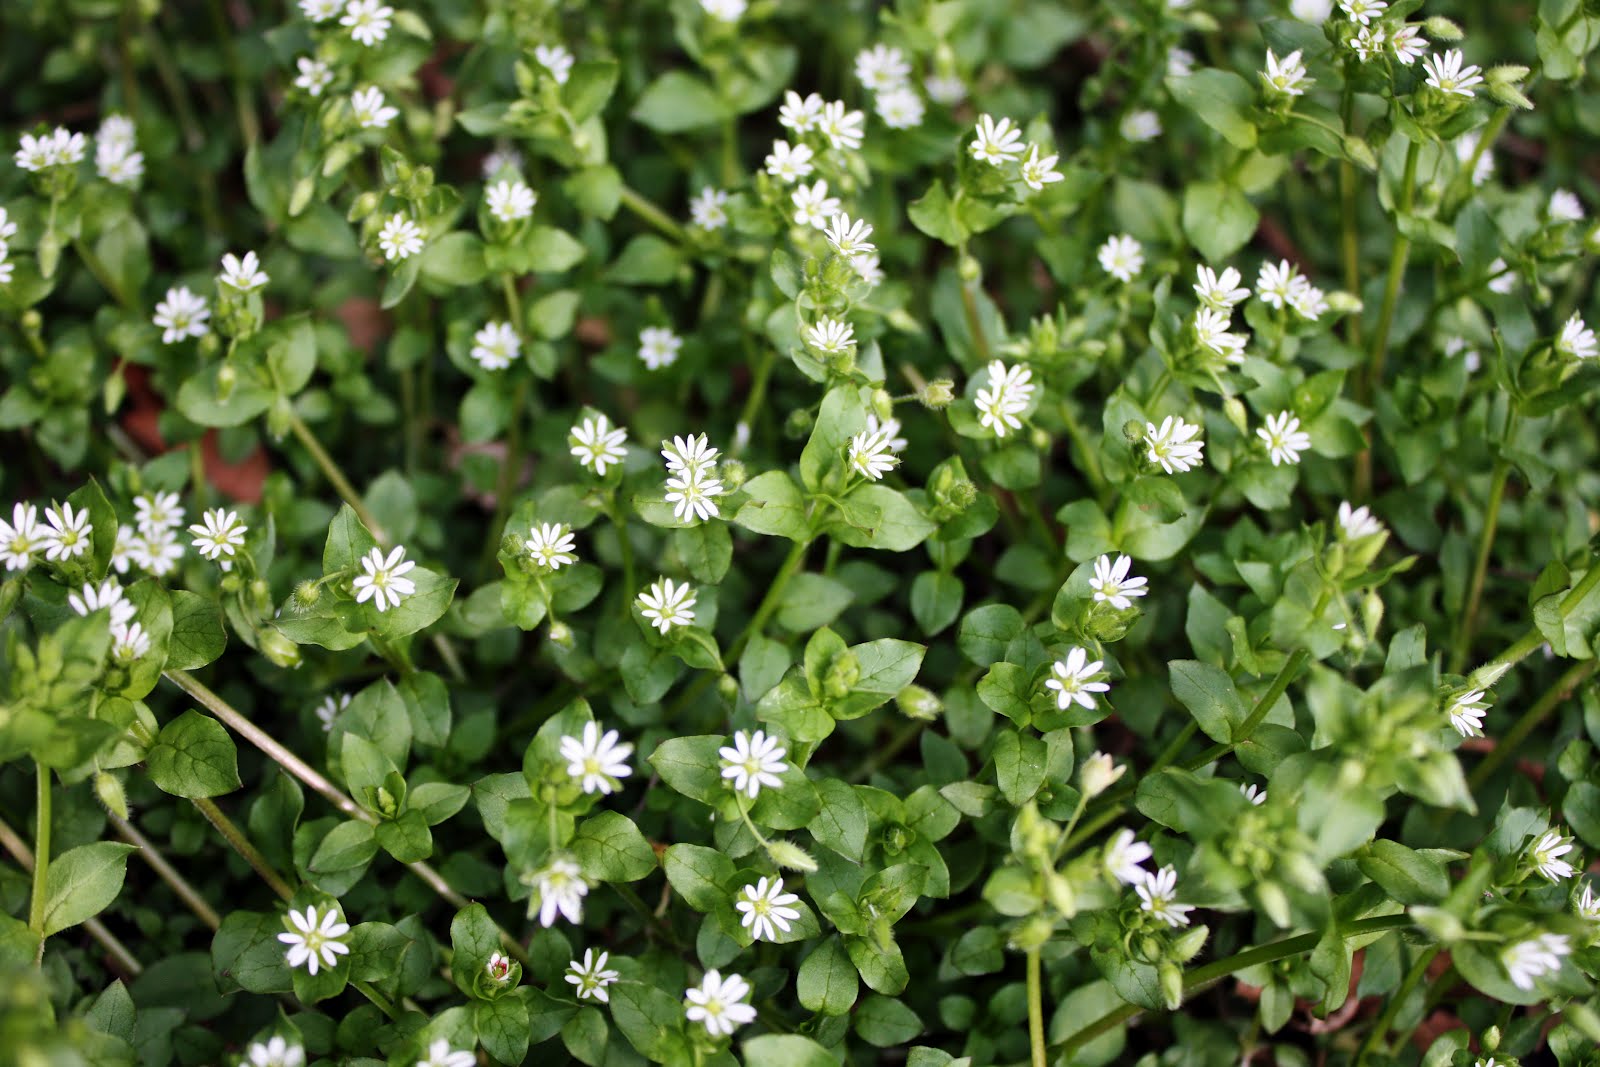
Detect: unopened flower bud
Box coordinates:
(785, 408, 814, 438)
(1079, 751, 1125, 799)
(895, 684, 942, 721)
(1028, 427, 1051, 452)
(95, 772, 129, 820)
(1424, 15, 1464, 39)
(946, 479, 978, 511)
(548, 619, 574, 649)
(259, 628, 303, 669)
(348, 190, 382, 223)
(215, 362, 238, 402)
(1222, 396, 1249, 436)
(267, 395, 293, 440)
(1482, 1026, 1501, 1053)
(20, 310, 43, 336)
(718, 458, 747, 490)
(198, 332, 222, 357)
(288, 176, 316, 218)
(920, 378, 955, 409)
(823, 652, 860, 699)
(870, 388, 894, 421)
(220, 572, 243, 594)
(1011, 914, 1055, 951)
(1159, 960, 1184, 1010)
(1325, 290, 1363, 314)
(292, 579, 321, 610)
(958, 255, 981, 283)
(765, 839, 818, 872)
(716, 672, 740, 703)
(37, 231, 61, 279)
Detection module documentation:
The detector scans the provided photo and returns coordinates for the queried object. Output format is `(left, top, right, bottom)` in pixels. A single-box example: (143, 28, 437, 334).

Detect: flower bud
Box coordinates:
(958, 255, 981, 282)
(288, 176, 316, 218)
(1159, 960, 1185, 1010)
(215, 362, 238, 402)
(95, 772, 129, 819)
(267, 395, 293, 440)
(946, 479, 978, 511)
(716, 672, 740, 703)
(292, 579, 321, 610)
(1482, 1025, 1501, 1053)
(719, 458, 747, 490)
(348, 190, 382, 223)
(1222, 396, 1249, 436)
(870, 388, 894, 422)
(1424, 15, 1464, 39)
(1028, 427, 1052, 452)
(220, 571, 243, 594)
(199, 332, 222, 357)
(0, 578, 22, 620)
(920, 378, 955, 409)
(258, 628, 303, 669)
(765, 839, 818, 873)
(895, 684, 942, 721)
(37, 231, 61, 279)
(1079, 751, 1125, 799)
(547, 619, 574, 649)
(20, 309, 43, 337)
(1325, 290, 1363, 314)
(823, 651, 860, 699)
(1011, 914, 1055, 952)
(785, 408, 814, 438)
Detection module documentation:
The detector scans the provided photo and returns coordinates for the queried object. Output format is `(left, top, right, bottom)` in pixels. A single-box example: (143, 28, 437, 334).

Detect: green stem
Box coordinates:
(1354, 945, 1439, 1065)
(287, 414, 386, 542)
(1183, 647, 1311, 770)
(734, 345, 778, 456)
(482, 376, 531, 576)
(191, 796, 295, 901)
(1450, 456, 1512, 674)
(500, 272, 526, 336)
(108, 812, 223, 929)
(728, 538, 811, 662)
(1058, 401, 1111, 508)
(607, 495, 636, 596)
(1027, 947, 1048, 1067)
(1338, 70, 1363, 350)
(618, 184, 686, 242)
(1051, 915, 1413, 1056)
(1143, 367, 1173, 409)
(0, 812, 142, 976)
(958, 275, 992, 361)
(1468, 659, 1598, 789)
(28, 762, 51, 956)
(1363, 139, 1420, 405)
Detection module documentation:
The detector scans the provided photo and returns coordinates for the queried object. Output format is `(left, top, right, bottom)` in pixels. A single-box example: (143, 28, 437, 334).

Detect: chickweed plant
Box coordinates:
(2, 1, 1600, 1065)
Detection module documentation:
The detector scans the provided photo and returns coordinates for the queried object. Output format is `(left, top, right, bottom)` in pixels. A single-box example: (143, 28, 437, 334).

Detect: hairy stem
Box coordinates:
(28, 762, 51, 958)
(1027, 947, 1048, 1067)
(0, 812, 142, 976)
(109, 812, 223, 929)
(191, 796, 295, 901)
(618, 184, 686, 242)
(1450, 456, 1512, 674)
(288, 413, 386, 542)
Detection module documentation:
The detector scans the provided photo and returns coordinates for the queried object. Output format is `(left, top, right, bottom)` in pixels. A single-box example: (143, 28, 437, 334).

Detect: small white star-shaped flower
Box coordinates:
(639, 326, 683, 370)
(40, 502, 93, 562)
(1145, 415, 1205, 474)
(974, 359, 1034, 438)
(153, 287, 210, 344)
(525, 522, 577, 571)
(736, 876, 802, 941)
(1194, 266, 1250, 311)
(1446, 688, 1489, 737)
(970, 113, 1024, 165)
(638, 576, 696, 633)
(527, 858, 588, 927)
(763, 139, 814, 183)
(1103, 828, 1152, 885)
(351, 544, 417, 611)
(350, 86, 398, 129)
(219, 250, 269, 292)
(340, 0, 394, 46)
(570, 414, 628, 475)
(559, 721, 634, 795)
(188, 508, 247, 561)
(1424, 49, 1483, 98)
(848, 426, 900, 481)
(1045, 647, 1110, 711)
(534, 44, 574, 84)
(1256, 411, 1311, 466)
(565, 948, 620, 1002)
(377, 214, 424, 261)
(1556, 314, 1597, 360)
(823, 213, 875, 258)
(719, 729, 787, 799)
(684, 970, 757, 1037)
(470, 320, 520, 371)
(486, 179, 537, 222)
(1097, 234, 1143, 283)
(277, 904, 351, 976)
(1089, 554, 1148, 610)
(1136, 866, 1196, 927)
(791, 179, 840, 229)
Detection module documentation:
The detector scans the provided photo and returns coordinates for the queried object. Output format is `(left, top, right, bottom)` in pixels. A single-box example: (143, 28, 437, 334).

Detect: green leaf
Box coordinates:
(810, 778, 868, 861)
(609, 981, 690, 1061)
(797, 936, 860, 1016)
(526, 227, 587, 272)
(977, 662, 1033, 726)
(451, 902, 504, 996)
(910, 571, 963, 636)
(420, 232, 487, 286)
(475, 997, 532, 1064)
(1167, 69, 1258, 149)
(855, 995, 924, 1047)
(631, 71, 730, 133)
(146, 710, 242, 798)
(828, 485, 936, 552)
(308, 819, 379, 874)
(369, 568, 458, 640)
(743, 1034, 838, 1067)
(323, 504, 379, 574)
(375, 809, 433, 862)
(907, 180, 966, 246)
(166, 591, 226, 670)
(958, 604, 1025, 666)
(212, 910, 293, 995)
(606, 234, 683, 285)
(1356, 841, 1450, 905)
(1183, 180, 1258, 263)
(42, 842, 137, 936)
(649, 735, 727, 804)
(734, 471, 811, 541)
(993, 728, 1048, 805)
(571, 811, 657, 882)
(1168, 660, 1248, 744)
(664, 844, 737, 911)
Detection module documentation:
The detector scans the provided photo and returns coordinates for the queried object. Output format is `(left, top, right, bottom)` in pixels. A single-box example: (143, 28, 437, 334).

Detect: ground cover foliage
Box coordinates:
(2, 0, 1600, 1064)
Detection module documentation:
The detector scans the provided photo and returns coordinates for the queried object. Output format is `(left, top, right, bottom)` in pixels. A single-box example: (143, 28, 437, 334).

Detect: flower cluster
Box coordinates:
(660, 433, 725, 523)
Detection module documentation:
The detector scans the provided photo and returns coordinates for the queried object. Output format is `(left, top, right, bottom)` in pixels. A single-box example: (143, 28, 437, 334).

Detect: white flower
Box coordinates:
(1389, 24, 1428, 65)
(1424, 49, 1483, 98)
(351, 545, 417, 611)
(639, 325, 683, 370)
(246, 1036, 306, 1067)
(571, 414, 628, 475)
(1556, 314, 1597, 360)
(132, 529, 184, 576)
(1090, 554, 1148, 610)
(48, 128, 88, 167)
(1136, 866, 1196, 927)
(110, 524, 136, 574)
(665, 466, 724, 522)
(1447, 689, 1489, 737)
(1194, 308, 1247, 363)
(415, 1039, 475, 1067)
(470, 321, 520, 371)
(804, 317, 855, 354)
(1080, 752, 1126, 798)
(0, 258, 12, 287)
(69, 579, 136, 628)
(1577, 882, 1600, 921)
(188, 509, 247, 561)
(764, 139, 814, 183)
(1291, 0, 1333, 16)
(924, 73, 966, 105)
(1444, 335, 1483, 373)
(1501, 933, 1571, 991)
(1103, 828, 1153, 885)
(487, 179, 537, 223)
(684, 970, 757, 1037)
(1241, 783, 1268, 805)
(875, 87, 926, 129)
(1168, 48, 1197, 78)
(1488, 257, 1516, 295)
(848, 426, 900, 481)
(689, 187, 730, 231)
(378, 214, 424, 261)
(1098, 234, 1144, 283)
(1194, 266, 1251, 311)
(970, 114, 1024, 165)
(0, 207, 13, 244)
(823, 213, 875, 258)
(1262, 49, 1311, 95)
(559, 721, 634, 795)
(96, 140, 143, 186)
(661, 431, 720, 472)
(152, 287, 211, 345)
(736, 876, 802, 941)
(485, 147, 527, 178)
(1456, 132, 1495, 186)
(1348, 25, 1385, 62)
(1045, 647, 1111, 711)
(219, 251, 269, 292)
(638, 577, 696, 633)
(111, 622, 151, 664)
(525, 522, 578, 571)
(1338, 501, 1383, 539)
(1288, 277, 1329, 320)
(851, 252, 884, 286)
(565, 949, 620, 1002)
(299, 0, 342, 19)
(1527, 830, 1579, 882)
(315, 693, 352, 731)
(41, 502, 93, 562)
(340, 0, 393, 46)
(1255, 260, 1299, 308)
(529, 858, 588, 927)
(1257, 411, 1311, 466)
(1550, 189, 1584, 223)
(864, 414, 907, 453)
(2, 505, 44, 572)
(818, 100, 865, 151)
(534, 44, 574, 85)
(701, 0, 746, 20)
(855, 44, 910, 92)
(778, 90, 825, 133)
(1020, 144, 1064, 192)
(791, 180, 840, 229)
(350, 86, 398, 129)
(1120, 110, 1161, 143)
(1145, 415, 1205, 474)
(14, 133, 55, 172)
(974, 359, 1034, 438)
(1339, 0, 1387, 24)
(719, 730, 787, 799)
(277, 905, 351, 976)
